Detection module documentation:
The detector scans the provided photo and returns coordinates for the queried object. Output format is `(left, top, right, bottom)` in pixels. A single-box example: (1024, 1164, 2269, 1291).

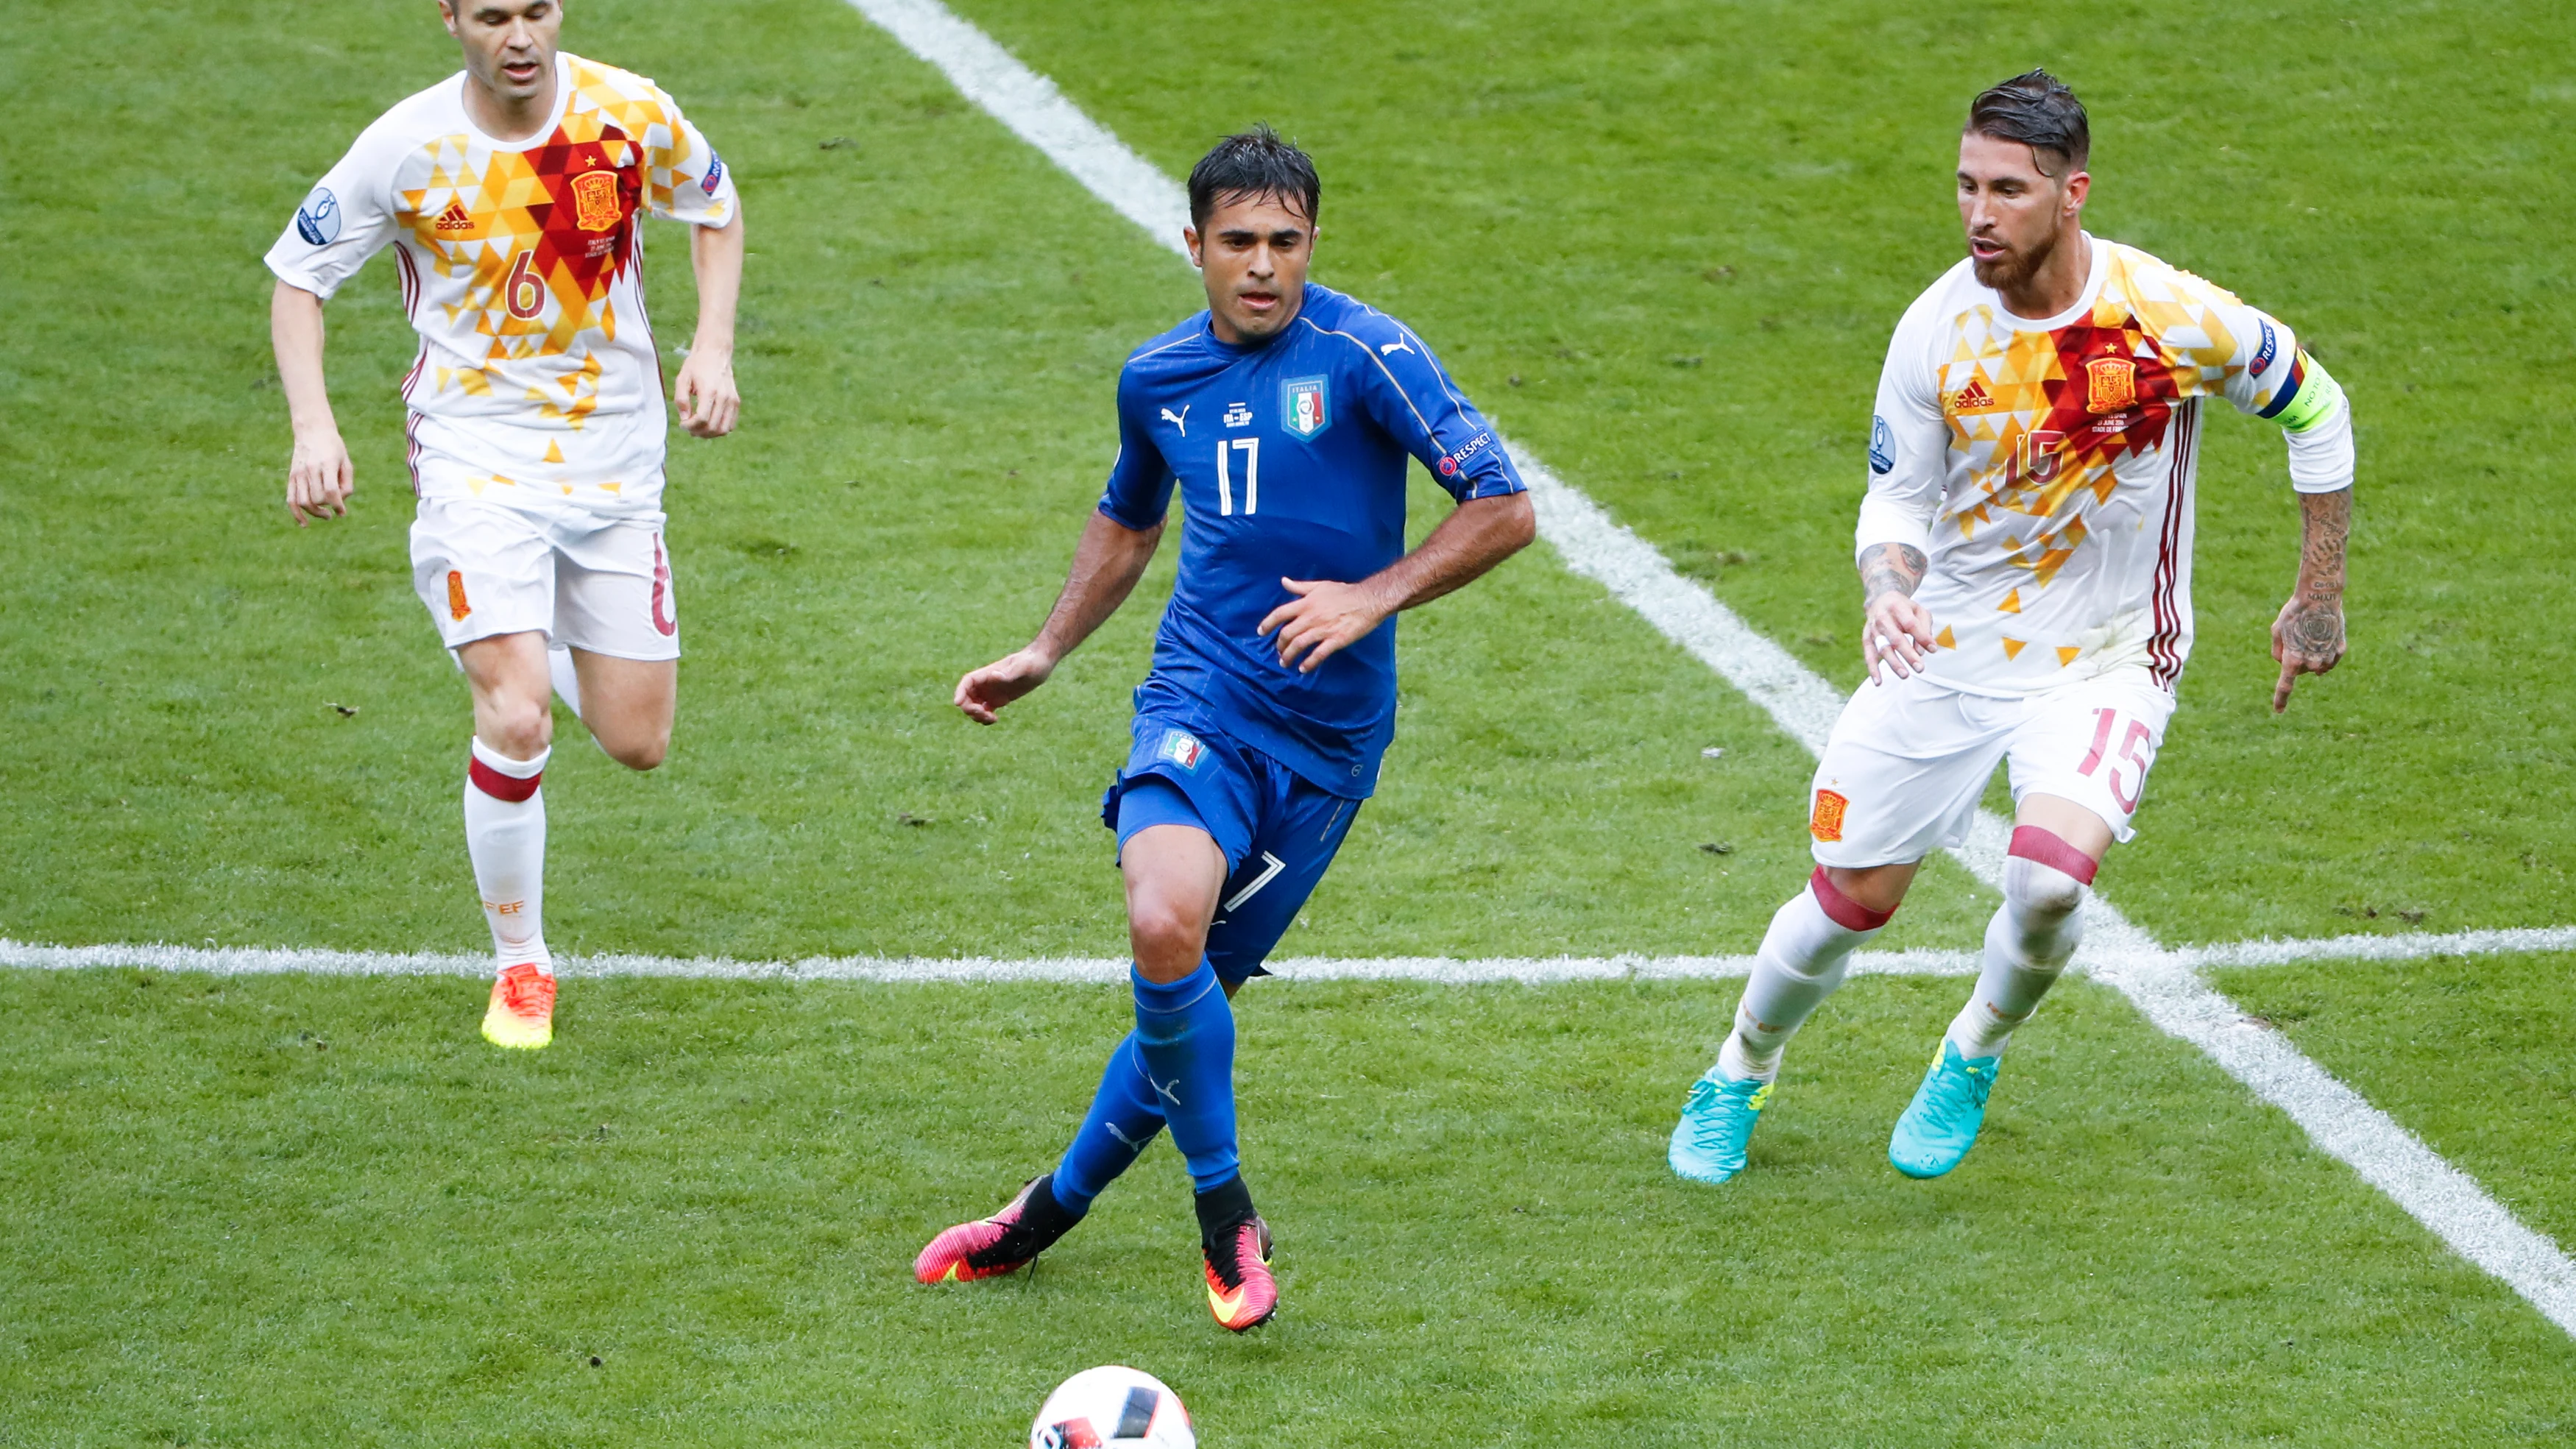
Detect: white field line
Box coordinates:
(12, 929, 2565, 985)
(0, 938, 1978, 984)
(838, 0, 2576, 1336)
(2175, 924, 2576, 970)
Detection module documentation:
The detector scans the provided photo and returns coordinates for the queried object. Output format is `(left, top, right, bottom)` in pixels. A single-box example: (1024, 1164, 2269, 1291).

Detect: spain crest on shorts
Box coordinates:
(1809, 788, 1848, 843)
(570, 168, 623, 233)
(1281, 377, 1329, 439)
(2084, 355, 2137, 415)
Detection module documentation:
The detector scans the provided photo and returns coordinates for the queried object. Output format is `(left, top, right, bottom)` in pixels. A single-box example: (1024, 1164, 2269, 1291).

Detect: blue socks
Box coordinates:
(1051, 1032, 1167, 1216)
(1047, 959, 1240, 1218)
(1128, 960, 1241, 1192)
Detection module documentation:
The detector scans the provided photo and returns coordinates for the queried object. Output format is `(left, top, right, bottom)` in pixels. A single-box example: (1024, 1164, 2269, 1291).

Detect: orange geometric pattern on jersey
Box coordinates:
(1938, 250, 2245, 606)
(400, 130, 640, 428)
(392, 60, 714, 436)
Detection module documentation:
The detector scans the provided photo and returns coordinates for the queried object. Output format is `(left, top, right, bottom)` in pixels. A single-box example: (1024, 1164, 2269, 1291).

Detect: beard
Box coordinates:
(1971, 225, 2058, 292)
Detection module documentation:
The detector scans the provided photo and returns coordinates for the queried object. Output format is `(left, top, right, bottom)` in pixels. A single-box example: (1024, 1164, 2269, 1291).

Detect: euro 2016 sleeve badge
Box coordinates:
(1281, 378, 1330, 439)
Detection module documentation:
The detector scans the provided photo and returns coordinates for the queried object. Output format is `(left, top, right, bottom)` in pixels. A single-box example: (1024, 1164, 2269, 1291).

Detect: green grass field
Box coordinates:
(3, 0, 2572, 1443)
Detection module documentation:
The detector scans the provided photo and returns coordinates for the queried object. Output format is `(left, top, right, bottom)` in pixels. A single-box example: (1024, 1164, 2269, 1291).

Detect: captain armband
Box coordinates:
(2257, 350, 2347, 433)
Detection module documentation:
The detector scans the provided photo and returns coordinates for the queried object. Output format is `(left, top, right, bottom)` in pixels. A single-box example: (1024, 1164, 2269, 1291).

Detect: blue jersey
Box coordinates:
(1098, 284, 1524, 798)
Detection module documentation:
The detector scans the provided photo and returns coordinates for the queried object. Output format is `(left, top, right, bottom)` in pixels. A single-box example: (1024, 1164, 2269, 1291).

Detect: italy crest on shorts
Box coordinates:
(1158, 729, 1206, 772)
(1281, 377, 1330, 439)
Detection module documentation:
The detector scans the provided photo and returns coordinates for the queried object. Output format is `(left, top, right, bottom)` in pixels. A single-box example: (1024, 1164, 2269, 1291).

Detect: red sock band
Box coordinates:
(1809, 866, 1895, 932)
(2008, 826, 2099, 885)
(468, 757, 542, 802)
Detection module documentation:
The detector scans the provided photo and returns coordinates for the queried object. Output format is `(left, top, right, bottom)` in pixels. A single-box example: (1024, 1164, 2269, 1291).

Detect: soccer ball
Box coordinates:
(1028, 1365, 1195, 1449)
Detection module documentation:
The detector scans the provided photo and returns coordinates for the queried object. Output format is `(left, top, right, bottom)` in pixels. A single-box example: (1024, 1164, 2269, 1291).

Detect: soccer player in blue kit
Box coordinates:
(913, 129, 1535, 1331)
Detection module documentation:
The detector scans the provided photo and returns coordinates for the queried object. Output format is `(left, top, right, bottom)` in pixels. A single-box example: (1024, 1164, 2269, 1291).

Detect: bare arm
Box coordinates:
(1259, 491, 1538, 673)
(673, 212, 745, 439)
(271, 281, 353, 527)
(1856, 540, 1936, 684)
(2270, 486, 2350, 713)
(953, 510, 1166, 723)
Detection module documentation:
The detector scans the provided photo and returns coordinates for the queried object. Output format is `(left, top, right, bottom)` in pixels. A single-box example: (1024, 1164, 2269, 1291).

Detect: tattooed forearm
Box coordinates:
(1858, 542, 1928, 603)
(2296, 487, 2350, 603)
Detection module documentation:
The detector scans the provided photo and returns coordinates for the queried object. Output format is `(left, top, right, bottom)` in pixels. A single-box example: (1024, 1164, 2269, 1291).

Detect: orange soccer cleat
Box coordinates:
(1201, 1215, 1278, 1331)
(481, 963, 556, 1049)
(914, 1175, 1080, 1284)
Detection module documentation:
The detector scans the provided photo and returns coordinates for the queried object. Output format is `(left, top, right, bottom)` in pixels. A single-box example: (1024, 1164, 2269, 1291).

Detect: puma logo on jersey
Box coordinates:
(1378, 338, 1414, 355)
(434, 199, 473, 234)
(1160, 405, 1189, 435)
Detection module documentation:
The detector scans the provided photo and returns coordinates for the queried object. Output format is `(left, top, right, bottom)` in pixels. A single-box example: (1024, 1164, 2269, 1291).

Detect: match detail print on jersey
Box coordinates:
(264, 53, 738, 513)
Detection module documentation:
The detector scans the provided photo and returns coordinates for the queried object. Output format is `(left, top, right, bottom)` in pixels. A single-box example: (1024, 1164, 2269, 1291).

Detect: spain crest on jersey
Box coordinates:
(571, 168, 623, 233)
(2084, 355, 2137, 415)
(1281, 377, 1330, 439)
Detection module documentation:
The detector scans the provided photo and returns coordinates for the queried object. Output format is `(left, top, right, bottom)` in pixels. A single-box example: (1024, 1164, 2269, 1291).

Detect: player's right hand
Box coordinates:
(1861, 592, 1939, 685)
(286, 428, 355, 527)
(954, 648, 1056, 725)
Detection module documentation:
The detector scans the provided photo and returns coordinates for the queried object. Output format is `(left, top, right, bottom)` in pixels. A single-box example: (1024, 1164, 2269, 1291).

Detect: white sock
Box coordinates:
(548, 646, 584, 720)
(1720, 870, 1892, 1082)
(1946, 849, 2090, 1060)
(465, 737, 551, 973)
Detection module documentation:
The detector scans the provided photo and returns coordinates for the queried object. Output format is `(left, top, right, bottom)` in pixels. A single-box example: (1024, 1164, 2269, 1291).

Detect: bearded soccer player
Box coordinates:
(1670, 71, 2354, 1183)
(913, 129, 1535, 1331)
(266, 0, 743, 1049)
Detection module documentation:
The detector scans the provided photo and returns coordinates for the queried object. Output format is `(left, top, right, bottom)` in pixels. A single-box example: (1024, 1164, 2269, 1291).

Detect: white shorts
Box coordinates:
(409, 497, 680, 660)
(1806, 667, 2175, 867)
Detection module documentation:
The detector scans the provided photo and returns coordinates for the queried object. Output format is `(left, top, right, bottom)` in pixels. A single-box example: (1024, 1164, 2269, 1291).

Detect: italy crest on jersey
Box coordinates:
(1281, 377, 1330, 439)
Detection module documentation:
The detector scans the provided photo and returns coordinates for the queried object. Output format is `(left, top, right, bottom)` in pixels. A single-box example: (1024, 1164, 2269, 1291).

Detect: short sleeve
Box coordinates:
(1097, 370, 1175, 529)
(1855, 293, 1947, 559)
(1348, 319, 1523, 503)
(645, 91, 737, 227)
(263, 129, 401, 301)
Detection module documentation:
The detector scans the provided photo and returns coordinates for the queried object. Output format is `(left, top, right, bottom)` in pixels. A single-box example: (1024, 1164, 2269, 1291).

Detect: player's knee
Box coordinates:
(481, 697, 553, 760)
(604, 731, 668, 772)
(2003, 851, 2089, 920)
(1127, 901, 1208, 971)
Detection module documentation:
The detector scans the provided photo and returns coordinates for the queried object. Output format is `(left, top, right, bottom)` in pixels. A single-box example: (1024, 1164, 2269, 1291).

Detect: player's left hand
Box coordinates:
(2269, 591, 2346, 713)
(673, 349, 740, 439)
(1259, 578, 1390, 673)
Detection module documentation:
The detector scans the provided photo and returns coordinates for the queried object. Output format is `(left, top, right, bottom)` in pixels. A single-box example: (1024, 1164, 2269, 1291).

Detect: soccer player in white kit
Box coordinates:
(264, 0, 744, 1048)
(1670, 71, 2354, 1182)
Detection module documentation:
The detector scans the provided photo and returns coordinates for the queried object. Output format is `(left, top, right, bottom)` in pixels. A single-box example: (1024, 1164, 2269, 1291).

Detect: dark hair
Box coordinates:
(1966, 69, 2090, 177)
(1186, 125, 1320, 230)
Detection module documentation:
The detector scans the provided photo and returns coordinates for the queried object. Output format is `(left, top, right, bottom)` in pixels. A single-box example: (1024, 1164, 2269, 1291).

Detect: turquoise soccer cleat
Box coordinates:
(1669, 1071, 1772, 1184)
(1889, 1040, 2001, 1179)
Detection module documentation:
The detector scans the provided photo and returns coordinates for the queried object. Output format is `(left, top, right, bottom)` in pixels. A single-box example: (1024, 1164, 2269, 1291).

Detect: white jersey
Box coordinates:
(265, 53, 737, 516)
(1860, 235, 2352, 697)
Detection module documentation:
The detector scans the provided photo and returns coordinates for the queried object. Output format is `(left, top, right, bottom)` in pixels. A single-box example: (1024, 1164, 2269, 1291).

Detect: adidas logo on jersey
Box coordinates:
(434, 200, 473, 234)
(1950, 376, 1994, 411)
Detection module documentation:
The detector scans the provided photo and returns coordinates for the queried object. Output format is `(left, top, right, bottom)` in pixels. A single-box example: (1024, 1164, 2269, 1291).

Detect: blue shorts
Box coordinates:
(1101, 715, 1365, 984)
